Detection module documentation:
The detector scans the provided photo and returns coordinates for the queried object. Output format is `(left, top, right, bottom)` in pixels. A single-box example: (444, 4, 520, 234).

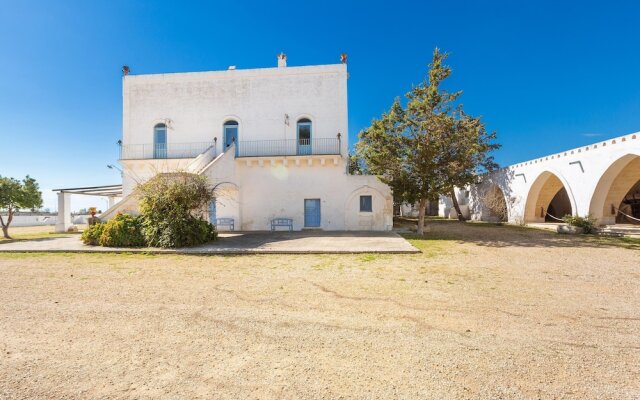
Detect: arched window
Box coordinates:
(297, 118, 312, 155)
(223, 120, 239, 151)
(153, 123, 167, 158)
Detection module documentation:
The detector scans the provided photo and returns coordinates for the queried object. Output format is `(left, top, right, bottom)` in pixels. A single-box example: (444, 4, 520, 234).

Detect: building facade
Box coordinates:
(107, 55, 393, 231)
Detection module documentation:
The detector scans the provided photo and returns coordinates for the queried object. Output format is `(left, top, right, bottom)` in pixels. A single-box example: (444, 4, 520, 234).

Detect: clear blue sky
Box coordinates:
(1, 0, 639, 211)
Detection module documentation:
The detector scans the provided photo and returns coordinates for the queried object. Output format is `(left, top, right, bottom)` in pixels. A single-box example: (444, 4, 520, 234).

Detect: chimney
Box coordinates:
(278, 52, 287, 68)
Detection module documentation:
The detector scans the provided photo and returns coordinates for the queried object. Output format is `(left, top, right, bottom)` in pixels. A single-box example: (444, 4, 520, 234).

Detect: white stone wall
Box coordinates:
(122, 63, 348, 159)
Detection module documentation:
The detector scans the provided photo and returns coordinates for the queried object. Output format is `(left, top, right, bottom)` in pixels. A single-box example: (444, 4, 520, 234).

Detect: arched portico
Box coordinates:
(589, 153, 640, 225)
(524, 171, 575, 223)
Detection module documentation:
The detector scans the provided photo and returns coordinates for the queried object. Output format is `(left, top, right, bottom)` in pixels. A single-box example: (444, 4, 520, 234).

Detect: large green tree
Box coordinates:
(0, 175, 43, 239)
(357, 49, 499, 234)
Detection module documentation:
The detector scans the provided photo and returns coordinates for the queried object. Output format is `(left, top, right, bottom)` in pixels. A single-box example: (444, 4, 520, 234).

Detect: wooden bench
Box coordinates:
(215, 218, 235, 231)
(271, 218, 293, 232)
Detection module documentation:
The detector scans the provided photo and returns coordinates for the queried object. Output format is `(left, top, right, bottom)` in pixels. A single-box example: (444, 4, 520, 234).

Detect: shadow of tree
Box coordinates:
(400, 220, 640, 250)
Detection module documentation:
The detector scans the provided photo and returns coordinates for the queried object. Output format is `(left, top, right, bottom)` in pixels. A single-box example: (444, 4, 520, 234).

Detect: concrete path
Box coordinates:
(0, 231, 419, 254)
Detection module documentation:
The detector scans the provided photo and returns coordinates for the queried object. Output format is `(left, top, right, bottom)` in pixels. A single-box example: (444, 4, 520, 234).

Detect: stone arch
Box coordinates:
(524, 171, 576, 223)
(344, 185, 391, 231)
(588, 153, 640, 225)
(480, 184, 509, 222)
(211, 181, 241, 228)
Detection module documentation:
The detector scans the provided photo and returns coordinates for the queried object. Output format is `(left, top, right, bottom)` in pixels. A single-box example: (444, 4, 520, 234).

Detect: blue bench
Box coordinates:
(271, 218, 293, 232)
(215, 218, 235, 231)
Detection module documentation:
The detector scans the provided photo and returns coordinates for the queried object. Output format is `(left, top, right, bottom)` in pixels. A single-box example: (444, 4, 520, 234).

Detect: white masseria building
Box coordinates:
(99, 54, 393, 231)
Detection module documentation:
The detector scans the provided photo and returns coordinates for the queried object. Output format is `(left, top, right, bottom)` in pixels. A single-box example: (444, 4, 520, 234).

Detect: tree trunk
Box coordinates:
(417, 198, 427, 235)
(0, 210, 13, 239)
(450, 190, 466, 222)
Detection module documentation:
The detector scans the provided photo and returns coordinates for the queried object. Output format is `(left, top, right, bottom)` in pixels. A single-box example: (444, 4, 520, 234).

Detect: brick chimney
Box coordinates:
(278, 52, 287, 68)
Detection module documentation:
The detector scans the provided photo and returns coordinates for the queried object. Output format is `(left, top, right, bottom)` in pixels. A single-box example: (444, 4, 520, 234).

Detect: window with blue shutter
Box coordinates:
(360, 195, 372, 212)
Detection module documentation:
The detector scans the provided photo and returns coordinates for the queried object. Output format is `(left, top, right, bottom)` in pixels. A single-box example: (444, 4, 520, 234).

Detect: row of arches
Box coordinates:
(481, 153, 640, 226)
(152, 118, 314, 157)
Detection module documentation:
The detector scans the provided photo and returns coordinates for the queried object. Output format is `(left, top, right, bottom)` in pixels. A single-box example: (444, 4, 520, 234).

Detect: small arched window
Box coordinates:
(223, 120, 239, 151)
(153, 123, 167, 158)
(297, 118, 312, 155)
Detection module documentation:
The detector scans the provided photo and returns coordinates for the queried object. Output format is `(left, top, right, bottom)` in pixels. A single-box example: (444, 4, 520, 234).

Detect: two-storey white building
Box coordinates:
(105, 54, 393, 231)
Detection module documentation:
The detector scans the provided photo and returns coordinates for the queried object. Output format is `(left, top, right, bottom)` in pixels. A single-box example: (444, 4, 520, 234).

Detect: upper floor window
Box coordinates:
(297, 118, 312, 155)
(360, 195, 373, 212)
(153, 123, 167, 158)
(223, 120, 239, 151)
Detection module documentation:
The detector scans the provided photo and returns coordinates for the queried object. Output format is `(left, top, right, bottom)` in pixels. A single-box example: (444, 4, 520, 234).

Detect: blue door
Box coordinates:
(223, 121, 239, 155)
(304, 199, 321, 227)
(297, 119, 312, 155)
(208, 199, 216, 224)
(154, 124, 167, 159)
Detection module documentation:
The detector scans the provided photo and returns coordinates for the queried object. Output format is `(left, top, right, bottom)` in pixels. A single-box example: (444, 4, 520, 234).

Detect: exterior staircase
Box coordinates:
(99, 145, 223, 220)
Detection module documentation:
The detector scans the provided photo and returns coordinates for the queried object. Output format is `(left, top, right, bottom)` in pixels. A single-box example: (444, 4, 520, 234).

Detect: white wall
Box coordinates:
(122, 63, 348, 158)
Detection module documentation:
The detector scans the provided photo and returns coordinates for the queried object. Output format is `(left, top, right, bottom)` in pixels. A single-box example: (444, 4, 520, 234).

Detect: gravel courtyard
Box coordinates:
(1, 222, 638, 399)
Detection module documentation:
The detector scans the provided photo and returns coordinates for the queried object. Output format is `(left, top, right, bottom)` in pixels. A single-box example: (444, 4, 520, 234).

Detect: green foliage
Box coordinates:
(562, 215, 597, 234)
(98, 213, 146, 247)
(0, 175, 43, 238)
(348, 152, 367, 175)
(141, 215, 217, 248)
(137, 172, 217, 248)
(357, 48, 500, 231)
(81, 223, 106, 245)
(82, 214, 146, 247)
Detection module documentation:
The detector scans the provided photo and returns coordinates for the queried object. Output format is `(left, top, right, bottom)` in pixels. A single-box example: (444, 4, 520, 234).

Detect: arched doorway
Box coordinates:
(589, 154, 640, 225)
(481, 184, 508, 222)
(524, 171, 574, 223)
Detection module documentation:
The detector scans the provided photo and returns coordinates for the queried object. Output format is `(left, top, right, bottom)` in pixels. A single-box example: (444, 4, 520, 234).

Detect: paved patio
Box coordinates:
(0, 231, 419, 254)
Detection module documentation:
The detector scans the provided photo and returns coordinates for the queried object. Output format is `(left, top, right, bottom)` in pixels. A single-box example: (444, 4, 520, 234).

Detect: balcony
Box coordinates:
(236, 138, 341, 157)
(119, 142, 215, 160)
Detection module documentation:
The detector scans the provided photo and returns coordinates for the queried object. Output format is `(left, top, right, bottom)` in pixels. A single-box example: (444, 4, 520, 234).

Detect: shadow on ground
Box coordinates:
(397, 218, 640, 250)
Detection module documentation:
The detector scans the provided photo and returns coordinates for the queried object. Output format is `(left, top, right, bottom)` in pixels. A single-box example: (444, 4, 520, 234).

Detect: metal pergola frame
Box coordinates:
(52, 184, 123, 197)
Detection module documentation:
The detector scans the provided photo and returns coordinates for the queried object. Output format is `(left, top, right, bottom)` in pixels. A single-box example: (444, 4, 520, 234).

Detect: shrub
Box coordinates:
(137, 172, 218, 248)
(98, 213, 146, 247)
(562, 214, 597, 234)
(81, 223, 106, 245)
(142, 215, 217, 248)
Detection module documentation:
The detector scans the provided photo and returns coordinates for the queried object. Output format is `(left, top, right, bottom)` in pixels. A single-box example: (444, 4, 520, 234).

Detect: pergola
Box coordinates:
(52, 184, 123, 232)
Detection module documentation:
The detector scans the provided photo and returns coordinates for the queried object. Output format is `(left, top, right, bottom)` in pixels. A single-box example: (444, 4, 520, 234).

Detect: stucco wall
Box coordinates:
(122, 63, 348, 157)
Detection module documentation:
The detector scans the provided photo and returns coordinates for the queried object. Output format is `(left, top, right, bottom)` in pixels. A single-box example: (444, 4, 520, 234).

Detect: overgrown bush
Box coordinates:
(98, 213, 146, 247)
(81, 222, 106, 245)
(141, 215, 217, 248)
(137, 172, 217, 248)
(562, 214, 597, 234)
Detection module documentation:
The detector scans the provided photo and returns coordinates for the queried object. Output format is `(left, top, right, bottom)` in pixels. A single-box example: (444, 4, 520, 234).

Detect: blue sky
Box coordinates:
(1, 0, 639, 211)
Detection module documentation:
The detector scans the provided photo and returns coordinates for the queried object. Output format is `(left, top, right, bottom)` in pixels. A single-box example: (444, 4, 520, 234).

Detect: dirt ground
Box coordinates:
(0, 222, 638, 399)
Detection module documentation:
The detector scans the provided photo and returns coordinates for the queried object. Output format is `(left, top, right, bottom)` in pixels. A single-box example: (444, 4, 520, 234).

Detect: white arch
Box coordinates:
(524, 169, 577, 222)
(588, 152, 640, 224)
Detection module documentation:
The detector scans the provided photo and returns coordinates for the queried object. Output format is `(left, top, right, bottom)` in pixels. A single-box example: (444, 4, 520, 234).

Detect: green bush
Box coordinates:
(142, 215, 217, 248)
(98, 213, 146, 247)
(562, 214, 597, 234)
(137, 172, 218, 248)
(81, 223, 106, 245)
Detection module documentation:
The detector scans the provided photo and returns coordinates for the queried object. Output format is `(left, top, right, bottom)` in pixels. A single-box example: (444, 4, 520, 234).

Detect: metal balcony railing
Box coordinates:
(236, 138, 341, 157)
(119, 142, 215, 160)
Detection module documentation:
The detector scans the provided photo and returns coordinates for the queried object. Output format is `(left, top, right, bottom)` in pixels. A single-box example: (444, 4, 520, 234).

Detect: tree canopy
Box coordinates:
(0, 175, 43, 238)
(357, 49, 499, 234)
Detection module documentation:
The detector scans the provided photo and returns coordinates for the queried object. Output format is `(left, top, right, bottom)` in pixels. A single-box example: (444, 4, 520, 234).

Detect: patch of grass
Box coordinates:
(359, 254, 379, 262)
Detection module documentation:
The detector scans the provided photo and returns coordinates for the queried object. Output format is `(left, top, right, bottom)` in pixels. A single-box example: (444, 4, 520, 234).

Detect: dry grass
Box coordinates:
(1, 222, 639, 399)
